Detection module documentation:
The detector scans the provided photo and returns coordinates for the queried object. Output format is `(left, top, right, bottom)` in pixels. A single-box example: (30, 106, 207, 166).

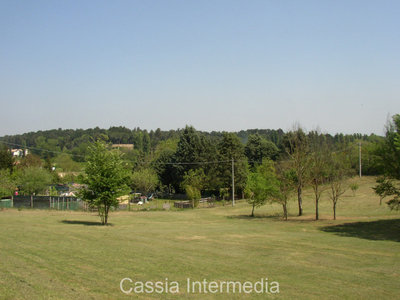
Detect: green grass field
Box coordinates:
(1, 176, 399, 299)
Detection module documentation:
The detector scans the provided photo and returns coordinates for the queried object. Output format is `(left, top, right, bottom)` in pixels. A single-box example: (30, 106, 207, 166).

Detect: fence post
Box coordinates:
(57, 197, 59, 210)
(67, 198, 69, 210)
(62, 197, 64, 210)
(31, 195, 33, 208)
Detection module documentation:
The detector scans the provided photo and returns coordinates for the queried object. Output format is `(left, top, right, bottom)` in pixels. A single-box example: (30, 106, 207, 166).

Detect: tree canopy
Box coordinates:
(79, 141, 130, 225)
(371, 114, 400, 210)
(245, 161, 278, 217)
(17, 167, 53, 196)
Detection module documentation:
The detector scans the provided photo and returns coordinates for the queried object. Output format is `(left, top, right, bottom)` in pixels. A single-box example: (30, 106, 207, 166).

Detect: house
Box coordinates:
(112, 144, 134, 149)
(10, 149, 28, 157)
(11, 149, 22, 157)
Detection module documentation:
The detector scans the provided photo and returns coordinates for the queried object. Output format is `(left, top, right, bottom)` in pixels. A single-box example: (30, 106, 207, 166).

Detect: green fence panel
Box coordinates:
(0, 199, 12, 208)
(12, 196, 80, 210)
(13, 196, 31, 208)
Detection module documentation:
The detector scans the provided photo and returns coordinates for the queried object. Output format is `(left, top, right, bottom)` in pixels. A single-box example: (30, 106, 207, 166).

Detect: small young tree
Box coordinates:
(181, 169, 206, 208)
(327, 156, 350, 220)
(185, 185, 201, 208)
(79, 141, 130, 225)
(219, 187, 229, 206)
(273, 162, 296, 221)
(349, 183, 359, 197)
(372, 177, 396, 205)
(245, 161, 278, 217)
(308, 134, 330, 220)
(246, 172, 268, 217)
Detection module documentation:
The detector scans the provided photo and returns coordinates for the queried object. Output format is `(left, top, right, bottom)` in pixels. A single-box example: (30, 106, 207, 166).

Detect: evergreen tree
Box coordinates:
(217, 132, 248, 198)
(152, 148, 175, 187)
(245, 133, 279, 167)
(172, 126, 209, 191)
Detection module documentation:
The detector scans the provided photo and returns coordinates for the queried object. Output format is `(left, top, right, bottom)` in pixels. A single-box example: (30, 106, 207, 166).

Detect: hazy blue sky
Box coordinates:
(1, 0, 399, 137)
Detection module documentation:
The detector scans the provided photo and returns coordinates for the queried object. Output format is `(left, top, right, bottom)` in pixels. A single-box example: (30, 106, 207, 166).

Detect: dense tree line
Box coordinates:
(1, 122, 393, 220)
(0, 125, 381, 161)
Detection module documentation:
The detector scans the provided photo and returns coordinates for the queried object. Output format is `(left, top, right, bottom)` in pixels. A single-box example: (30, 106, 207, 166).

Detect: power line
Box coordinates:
(0, 140, 233, 165)
(0, 141, 86, 158)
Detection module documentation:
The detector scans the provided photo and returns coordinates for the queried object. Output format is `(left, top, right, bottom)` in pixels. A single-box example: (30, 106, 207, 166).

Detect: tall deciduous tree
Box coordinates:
(79, 141, 130, 225)
(181, 168, 207, 193)
(281, 124, 311, 216)
(131, 168, 159, 197)
(308, 131, 330, 220)
(327, 154, 350, 220)
(273, 161, 296, 221)
(17, 167, 53, 195)
(0, 144, 14, 173)
(17, 153, 43, 169)
(371, 114, 400, 210)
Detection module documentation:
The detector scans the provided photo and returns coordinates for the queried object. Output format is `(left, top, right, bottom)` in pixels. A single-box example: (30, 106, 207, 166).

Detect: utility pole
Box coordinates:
(232, 158, 235, 206)
(359, 142, 362, 178)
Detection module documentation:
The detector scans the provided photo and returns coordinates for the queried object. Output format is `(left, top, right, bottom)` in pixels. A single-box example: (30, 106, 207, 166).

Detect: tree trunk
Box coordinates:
(283, 203, 288, 221)
(104, 206, 109, 225)
(251, 204, 255, 217)
(298, 185, 303, 216)
(316, 198, 319, 220)
(380, 196, 382, 205)
(333, 202, 336, 220)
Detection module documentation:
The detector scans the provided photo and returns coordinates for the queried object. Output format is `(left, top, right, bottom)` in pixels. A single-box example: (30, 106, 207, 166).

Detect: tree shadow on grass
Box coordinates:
(60, 220, 113, 226)
(319, 219, 400, 242)
(227, 213, 282, 220)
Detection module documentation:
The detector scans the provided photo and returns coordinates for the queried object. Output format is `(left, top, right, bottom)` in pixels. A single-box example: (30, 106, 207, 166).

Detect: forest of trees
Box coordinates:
(0, 125, 381, 163)
(1, 121, 395, 219)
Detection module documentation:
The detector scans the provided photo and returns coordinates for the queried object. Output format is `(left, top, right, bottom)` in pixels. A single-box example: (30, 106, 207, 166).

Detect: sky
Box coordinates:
(1, 0, 399, 137)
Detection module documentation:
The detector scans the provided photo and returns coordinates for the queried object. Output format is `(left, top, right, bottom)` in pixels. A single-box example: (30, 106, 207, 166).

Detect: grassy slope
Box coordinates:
(0, 176, 399, 299)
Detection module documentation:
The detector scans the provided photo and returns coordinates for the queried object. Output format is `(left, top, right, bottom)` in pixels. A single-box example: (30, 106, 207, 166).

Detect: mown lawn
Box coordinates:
(0, 176, 399, 299)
